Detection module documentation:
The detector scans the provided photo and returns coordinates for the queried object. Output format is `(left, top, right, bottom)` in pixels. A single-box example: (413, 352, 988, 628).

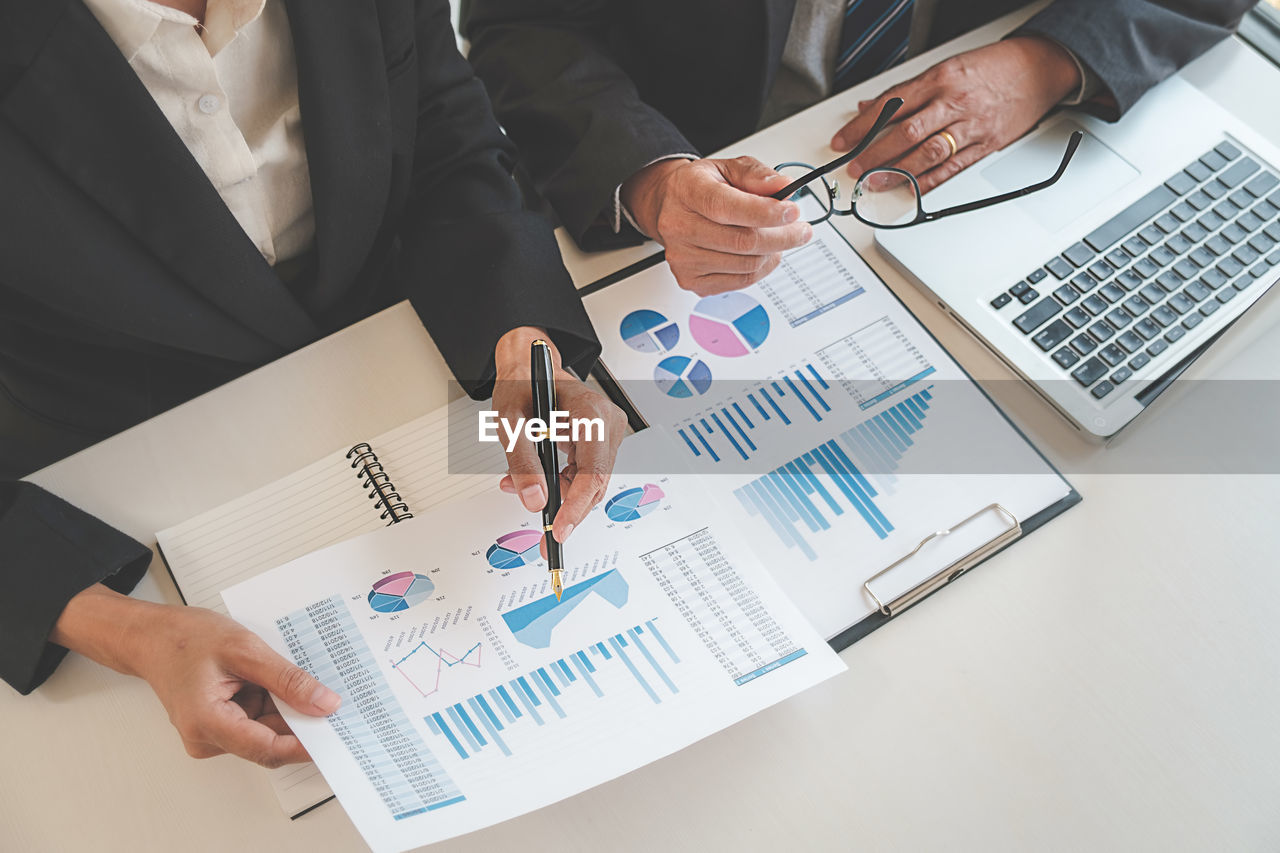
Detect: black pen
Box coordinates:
(530, 340, 564, 600)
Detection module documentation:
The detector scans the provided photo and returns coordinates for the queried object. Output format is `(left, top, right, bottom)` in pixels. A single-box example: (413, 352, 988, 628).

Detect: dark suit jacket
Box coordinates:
(0, 0, 601, 694)
(466, 0, 1253, 250)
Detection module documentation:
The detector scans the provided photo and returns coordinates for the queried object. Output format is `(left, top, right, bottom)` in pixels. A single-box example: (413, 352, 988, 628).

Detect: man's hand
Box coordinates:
(621, 157, 813, 295)
(492, 326, 627, 550)
(51, 584, 340, 768)
(830, 37, 1083, 194)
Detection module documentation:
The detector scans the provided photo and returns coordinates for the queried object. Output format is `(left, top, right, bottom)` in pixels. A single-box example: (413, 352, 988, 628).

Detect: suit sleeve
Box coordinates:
(464, 0, 697, 250)
(397, 0, 602, 397)
(1016, 0, 1253, 120)
(0, 481, 151, 695)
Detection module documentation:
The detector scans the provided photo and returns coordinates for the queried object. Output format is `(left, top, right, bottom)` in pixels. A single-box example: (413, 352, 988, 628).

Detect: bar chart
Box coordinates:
(276, 596, 466, 820)
(674, 362, 835, 463)
(424, 619, 681, 760)
(755, 238, 867, 328)
(816, 315, 935, 410)
(734, 388, 935, 560)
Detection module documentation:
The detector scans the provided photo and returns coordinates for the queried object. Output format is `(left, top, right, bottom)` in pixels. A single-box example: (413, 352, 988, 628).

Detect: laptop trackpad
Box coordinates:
(980, 122, 1139, 233)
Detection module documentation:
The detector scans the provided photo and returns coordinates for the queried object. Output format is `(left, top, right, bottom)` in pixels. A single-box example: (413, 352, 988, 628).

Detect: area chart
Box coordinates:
(500, 570, 630, 649)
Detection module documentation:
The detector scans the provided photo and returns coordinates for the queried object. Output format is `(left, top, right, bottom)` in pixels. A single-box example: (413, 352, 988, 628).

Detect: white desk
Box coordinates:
(6, 7, 1280, 851)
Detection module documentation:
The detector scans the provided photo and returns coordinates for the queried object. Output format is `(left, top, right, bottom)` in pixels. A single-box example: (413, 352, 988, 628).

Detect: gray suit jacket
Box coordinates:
(466, 0, 1252, 250)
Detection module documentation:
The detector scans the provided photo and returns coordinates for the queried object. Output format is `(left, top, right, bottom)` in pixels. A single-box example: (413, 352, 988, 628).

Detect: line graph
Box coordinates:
(391, 640, 484, 698)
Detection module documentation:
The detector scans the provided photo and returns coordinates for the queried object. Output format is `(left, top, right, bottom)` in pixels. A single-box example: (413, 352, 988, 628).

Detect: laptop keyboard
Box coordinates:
(990, 140, 1280, 400)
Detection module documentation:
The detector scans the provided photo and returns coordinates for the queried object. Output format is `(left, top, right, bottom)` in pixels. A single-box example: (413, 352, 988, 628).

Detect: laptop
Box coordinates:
(876, 74, 1280, 439)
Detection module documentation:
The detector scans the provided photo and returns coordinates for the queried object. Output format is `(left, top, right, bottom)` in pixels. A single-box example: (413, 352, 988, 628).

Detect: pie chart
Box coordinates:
(620, 309, 680, 353)
(367, 571, 435, 613)
(689, 292, 770, 357)
(486, 529, 544, 569)
(605, 484, 665, 522)
(654, 356, 713, 398)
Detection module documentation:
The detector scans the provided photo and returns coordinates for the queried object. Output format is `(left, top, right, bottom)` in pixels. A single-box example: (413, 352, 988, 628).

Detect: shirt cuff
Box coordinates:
(613, 153, 700, 235)
(1041, 37, 1103, 107)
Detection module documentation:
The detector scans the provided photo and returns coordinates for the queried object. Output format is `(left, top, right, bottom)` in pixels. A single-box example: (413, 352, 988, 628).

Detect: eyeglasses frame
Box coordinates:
(772, 97, 1084, 229)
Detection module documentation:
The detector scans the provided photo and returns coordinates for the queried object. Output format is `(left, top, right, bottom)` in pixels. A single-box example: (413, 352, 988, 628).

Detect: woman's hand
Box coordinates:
(52, 584, 340, 768)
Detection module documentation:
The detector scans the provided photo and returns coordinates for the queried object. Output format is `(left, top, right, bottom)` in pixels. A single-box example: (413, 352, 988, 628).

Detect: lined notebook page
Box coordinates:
(157, 399, 502, 612)
(155, 398, 505, 816)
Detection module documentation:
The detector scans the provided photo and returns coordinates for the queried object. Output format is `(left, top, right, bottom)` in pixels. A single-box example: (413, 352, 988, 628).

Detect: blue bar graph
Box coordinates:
(426, 620, 680, 761)
(676, 361, 835, 463)
(734, 388, 934, 560)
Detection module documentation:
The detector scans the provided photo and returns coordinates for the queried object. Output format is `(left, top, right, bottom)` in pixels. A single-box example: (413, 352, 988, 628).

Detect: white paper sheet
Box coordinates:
(157, 397, 504, 816)
(583, 223, 1073, 639)
(221, 430, 845, 853)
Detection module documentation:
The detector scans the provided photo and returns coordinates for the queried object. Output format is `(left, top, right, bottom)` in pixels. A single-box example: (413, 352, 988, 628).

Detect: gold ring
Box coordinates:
(937, 129, 959, 159)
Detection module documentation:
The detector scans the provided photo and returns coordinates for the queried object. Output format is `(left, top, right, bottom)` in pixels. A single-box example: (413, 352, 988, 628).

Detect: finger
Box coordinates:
(914, 142, 990, 194)
(552, 400, 624, 541)
(686, 219, 813, 257)
(214, 710, 310, 769)
(696, 176, 800, 228)
(503, 424, 547, 513)
(830, 74, 934, 151)
(687, 256, 783, 296)
(228, 634, 341, 717)
(670, 245, 782, 278)
(498, 474, 516, 495)
(255, 711, 298, 739)
(845, 99, 957, 179)
(716, 156, 792, 196)
(890, 123, 969, 182)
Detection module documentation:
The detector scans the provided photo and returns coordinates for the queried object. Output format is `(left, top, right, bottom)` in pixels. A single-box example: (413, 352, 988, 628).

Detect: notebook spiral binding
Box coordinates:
(346, 442, 414, 524)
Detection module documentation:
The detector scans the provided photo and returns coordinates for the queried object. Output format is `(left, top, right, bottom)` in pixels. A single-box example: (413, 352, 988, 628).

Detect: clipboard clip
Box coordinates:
(862, 503, 1021, 618)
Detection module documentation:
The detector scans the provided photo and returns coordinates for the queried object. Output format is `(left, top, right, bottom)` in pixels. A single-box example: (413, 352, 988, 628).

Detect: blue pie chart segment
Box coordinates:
(605, 483, 665, 523)
(620, 309, 681, 354)
(654, 356, 713, 398)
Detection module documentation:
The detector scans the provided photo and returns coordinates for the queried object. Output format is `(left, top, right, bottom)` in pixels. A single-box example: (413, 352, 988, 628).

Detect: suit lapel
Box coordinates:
(0, 0, 321, 355)
(283, 0, 392, 311)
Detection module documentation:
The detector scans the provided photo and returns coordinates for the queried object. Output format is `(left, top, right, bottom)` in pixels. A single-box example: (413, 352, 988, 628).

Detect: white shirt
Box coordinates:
(83, 0, 315, 266)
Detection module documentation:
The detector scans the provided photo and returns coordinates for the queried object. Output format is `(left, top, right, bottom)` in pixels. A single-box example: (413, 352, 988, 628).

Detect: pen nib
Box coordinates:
(551, 570, 563, 602)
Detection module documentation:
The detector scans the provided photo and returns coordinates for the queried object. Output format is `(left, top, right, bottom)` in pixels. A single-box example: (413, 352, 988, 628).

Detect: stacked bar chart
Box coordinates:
(675, 363, 834, 463)
(755, 239, 866, 328)
(816, 315, 935, 410)
(424, 620, 680, 760)
(276, 596, 466, 819)
(734, 388, 935, 560)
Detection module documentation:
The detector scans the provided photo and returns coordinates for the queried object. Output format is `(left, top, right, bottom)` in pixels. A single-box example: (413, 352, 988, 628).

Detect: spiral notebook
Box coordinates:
(156, 398, 503, 818)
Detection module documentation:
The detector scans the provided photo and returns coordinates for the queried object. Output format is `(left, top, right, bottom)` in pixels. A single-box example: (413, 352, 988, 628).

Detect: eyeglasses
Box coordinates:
(773, 97, 1083, 228)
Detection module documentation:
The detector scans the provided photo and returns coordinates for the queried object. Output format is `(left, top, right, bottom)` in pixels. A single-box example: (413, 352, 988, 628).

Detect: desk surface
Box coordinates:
(6, 6, 1280, 852)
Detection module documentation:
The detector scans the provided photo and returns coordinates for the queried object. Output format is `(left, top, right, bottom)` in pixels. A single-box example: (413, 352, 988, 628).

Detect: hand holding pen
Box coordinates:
(491, 328, 627, 590)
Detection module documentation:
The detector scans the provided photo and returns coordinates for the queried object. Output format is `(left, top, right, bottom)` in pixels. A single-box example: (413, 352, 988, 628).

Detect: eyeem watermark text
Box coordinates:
(478, 411, 605, 452)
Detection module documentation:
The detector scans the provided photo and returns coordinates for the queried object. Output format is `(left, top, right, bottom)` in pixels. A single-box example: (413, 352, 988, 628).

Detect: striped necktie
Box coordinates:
(833, 0, 915, 94)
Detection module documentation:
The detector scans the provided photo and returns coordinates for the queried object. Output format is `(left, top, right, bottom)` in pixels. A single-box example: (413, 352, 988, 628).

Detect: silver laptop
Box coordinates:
(876, 74, 1280, 439)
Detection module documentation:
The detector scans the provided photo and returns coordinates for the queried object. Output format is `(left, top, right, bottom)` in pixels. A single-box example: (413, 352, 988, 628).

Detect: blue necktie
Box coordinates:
(833, 0, 915, 94)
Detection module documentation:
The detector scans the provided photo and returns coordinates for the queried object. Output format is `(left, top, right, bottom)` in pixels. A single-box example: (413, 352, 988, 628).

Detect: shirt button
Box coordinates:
(197, 94, 221, 115)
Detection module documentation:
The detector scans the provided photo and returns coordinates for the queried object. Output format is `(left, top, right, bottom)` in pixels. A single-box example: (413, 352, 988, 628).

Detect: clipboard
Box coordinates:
(582, 232, 1081, 655)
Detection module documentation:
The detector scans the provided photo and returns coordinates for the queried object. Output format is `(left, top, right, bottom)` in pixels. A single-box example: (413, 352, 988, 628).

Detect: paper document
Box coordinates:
(222, 430, 845, 852)
(158, 398, 503, 817)
(583, 223, 1072, 638)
